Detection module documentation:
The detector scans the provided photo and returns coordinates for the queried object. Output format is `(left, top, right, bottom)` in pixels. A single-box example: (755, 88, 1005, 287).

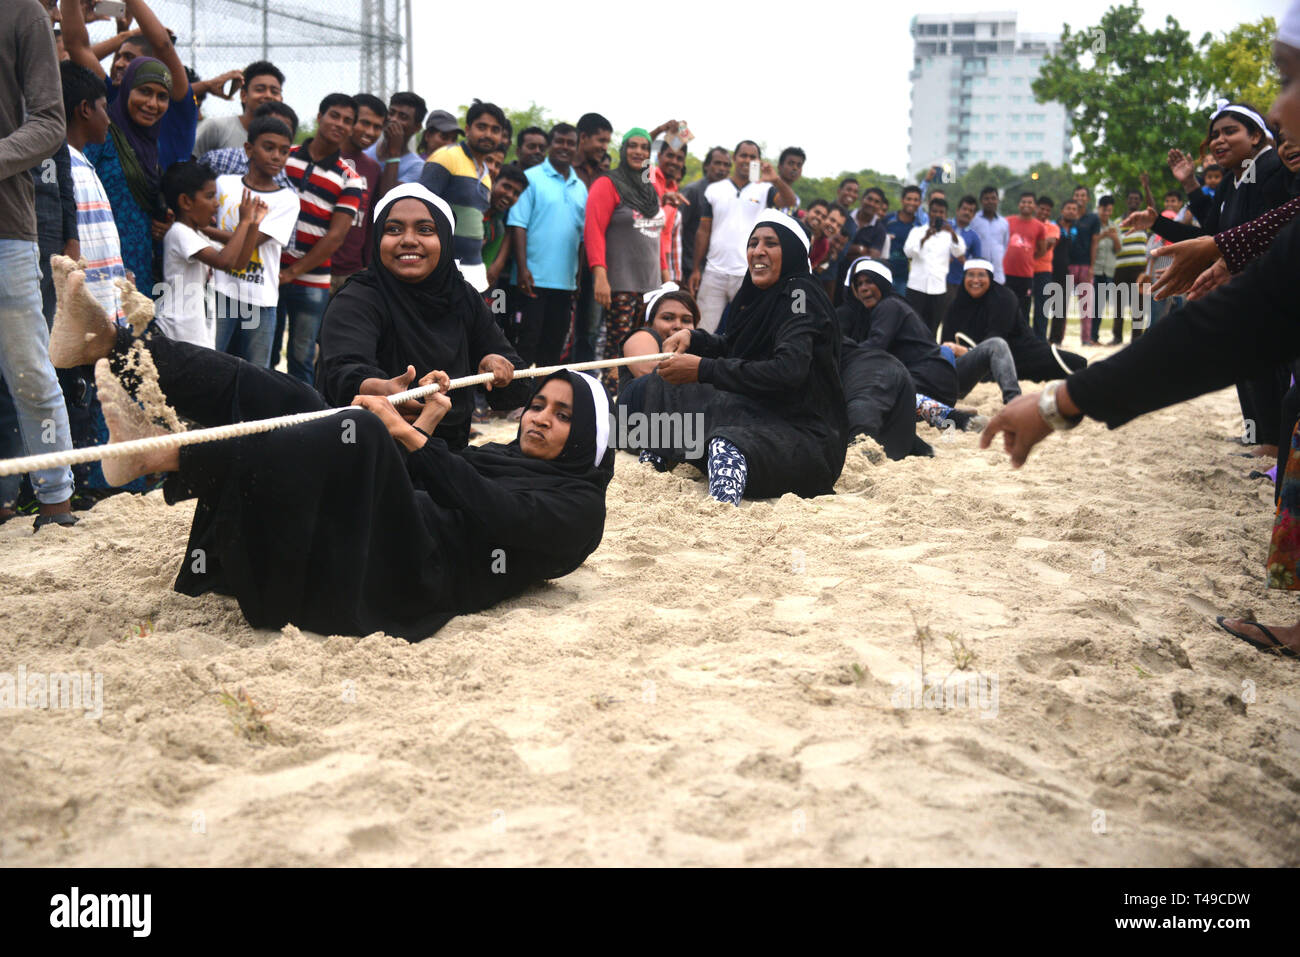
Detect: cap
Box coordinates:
(425, 109, 464, 134)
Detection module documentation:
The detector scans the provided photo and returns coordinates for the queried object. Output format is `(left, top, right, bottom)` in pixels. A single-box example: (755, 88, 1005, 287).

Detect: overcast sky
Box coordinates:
(412, 1, 1282, 179)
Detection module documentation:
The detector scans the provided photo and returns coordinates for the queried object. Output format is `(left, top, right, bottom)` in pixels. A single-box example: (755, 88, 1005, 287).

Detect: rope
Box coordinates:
(954, 332, 978, 349)
(1050, 343, 1075, 376)
(0, 353, 675, 478)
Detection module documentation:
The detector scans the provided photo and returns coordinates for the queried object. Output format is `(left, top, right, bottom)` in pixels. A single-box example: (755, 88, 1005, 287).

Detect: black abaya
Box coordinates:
(316, 187, 532, 450)
(618, 220, 848, 499)
(942, 278, 1086, 381)
(837, 294, 958, 405)
(114, 330, 610, 640)
(839, 343, 919, 460)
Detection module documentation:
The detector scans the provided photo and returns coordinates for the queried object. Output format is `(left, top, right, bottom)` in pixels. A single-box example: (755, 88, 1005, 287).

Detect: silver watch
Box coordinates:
(1038, 380, 1083, 431)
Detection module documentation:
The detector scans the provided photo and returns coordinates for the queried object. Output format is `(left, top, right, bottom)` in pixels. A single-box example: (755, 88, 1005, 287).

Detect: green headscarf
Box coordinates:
(106, 56, 172, 220)
(607, 127, 661, 220)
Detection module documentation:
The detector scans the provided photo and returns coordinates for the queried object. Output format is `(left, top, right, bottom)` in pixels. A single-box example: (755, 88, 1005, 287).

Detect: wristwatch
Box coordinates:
(1038, 380, 1084, 431)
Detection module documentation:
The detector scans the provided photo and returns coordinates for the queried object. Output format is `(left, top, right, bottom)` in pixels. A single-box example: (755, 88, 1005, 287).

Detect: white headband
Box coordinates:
(1281, 0, 1300, 49)
(573, 371, 609, 467)
(964, 259, 995, 273)
(845, 257, 893, 287)
(374, 181, 457, 231)
(642, 281, 680, 318)
(1209, 99, 1270, 137)
(752, 209, 811, 255)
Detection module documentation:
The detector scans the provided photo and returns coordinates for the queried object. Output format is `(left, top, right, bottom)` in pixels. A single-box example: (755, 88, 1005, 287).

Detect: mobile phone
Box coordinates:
(668, 123, 694, 151)
(748, 160, 761, 184)
(95, 1, 128, 18)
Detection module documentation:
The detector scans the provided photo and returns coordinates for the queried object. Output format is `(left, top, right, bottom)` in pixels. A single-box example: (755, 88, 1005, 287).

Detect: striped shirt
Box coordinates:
(418, 142, 491, 266)
(1115, 227, 1148, 269)
(69, 145, 124, 321)
(281, 140, 363, 289)
(198, 146, 293, 190)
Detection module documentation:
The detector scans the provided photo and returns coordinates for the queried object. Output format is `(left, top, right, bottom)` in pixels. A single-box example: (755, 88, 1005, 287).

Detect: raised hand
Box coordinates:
(1149, 235, 1218, 300)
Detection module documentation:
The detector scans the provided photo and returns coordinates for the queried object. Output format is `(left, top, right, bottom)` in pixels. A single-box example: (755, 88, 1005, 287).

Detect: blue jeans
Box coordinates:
(277, 283, 330, 385)
(0, 240, 73, 504)
(213, 292, 275, 368)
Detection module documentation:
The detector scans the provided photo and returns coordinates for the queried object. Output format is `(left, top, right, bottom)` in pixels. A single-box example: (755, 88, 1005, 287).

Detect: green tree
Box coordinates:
(1201, 18, 1279, 110)
(1032, 2, 1205, 196)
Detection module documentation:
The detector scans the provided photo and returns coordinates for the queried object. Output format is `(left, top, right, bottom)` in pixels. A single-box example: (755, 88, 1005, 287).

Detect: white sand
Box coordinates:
(2, 373, 1299, 866)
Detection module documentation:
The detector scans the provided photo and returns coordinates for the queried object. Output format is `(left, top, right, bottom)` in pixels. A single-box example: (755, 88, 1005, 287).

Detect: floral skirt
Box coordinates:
(1267, 420, 1300, 589)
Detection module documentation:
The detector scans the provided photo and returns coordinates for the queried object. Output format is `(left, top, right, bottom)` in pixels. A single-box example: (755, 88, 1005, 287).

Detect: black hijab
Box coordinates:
(838, 257, 894, 339)
(466, 369, 615, 490)
(725, 212, 833, 359)
(346, 183, 476, 322)
(945, 268, 1020, 341)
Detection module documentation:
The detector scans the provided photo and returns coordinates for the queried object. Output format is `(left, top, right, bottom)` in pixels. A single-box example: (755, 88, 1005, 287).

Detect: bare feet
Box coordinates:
(49, 269, 116, 368)
(95, 360, 179, 486)
(1220, 617, 1300, 654)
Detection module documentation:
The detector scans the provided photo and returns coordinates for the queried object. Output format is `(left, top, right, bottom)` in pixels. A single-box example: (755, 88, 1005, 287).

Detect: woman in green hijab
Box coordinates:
(582, 127, 668, 392)
(84, 56, 174, 292)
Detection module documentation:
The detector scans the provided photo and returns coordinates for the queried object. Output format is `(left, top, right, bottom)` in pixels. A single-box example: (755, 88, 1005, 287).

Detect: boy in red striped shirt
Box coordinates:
(275, 93, 363, 384)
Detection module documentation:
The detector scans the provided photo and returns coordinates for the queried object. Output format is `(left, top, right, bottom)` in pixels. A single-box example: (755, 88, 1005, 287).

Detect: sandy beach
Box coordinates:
(2, 364, 1299, 867)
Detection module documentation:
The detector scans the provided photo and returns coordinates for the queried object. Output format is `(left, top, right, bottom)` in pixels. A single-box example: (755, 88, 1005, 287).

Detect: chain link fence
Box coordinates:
(88, 0, 411, 128)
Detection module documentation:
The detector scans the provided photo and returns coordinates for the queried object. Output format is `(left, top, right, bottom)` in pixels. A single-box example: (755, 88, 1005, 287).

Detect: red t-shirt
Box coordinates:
(1003, 215, 1046, 278)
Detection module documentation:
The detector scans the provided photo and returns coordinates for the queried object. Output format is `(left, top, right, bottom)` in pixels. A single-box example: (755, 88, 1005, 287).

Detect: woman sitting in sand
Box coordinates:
(316, 183, 533, 450)
(616, 210, 847, 504)
(48, 267, 614, 641)
(617, 282, 699, 391)
(942, 262, 1087, 382)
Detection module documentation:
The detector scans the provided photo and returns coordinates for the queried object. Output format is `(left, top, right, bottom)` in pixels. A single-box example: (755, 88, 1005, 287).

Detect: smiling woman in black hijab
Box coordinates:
(52, 265, 614, 640)
(317, 183, 533, 448)
(618, 210, 847, 503)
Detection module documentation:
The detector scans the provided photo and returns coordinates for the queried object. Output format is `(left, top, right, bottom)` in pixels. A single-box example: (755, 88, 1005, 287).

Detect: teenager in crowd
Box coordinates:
(1113, 188, 1148, 343)
(318, 184, 532, 450)
(1004, 191, 1047, 332)
(679, 146, 730, 290)
(419, 99, 504, 294)
(903, 195, 965, 336)
(884, 185, 924, 294)
(689, 141, 798, 332)
(969, 186, 1008, 285)
(367, 91, 427, 196)
(331, 93, 386, 293)
(190, 61, 283, 155)
(1031, 196, 1059, 341)
(1090, 195, 1119, 345)
(620, 211, 847, 503)
(507, 123, 587, 367)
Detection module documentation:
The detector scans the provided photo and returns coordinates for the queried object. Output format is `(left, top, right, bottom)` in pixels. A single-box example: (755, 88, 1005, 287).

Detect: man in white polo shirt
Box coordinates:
(687, 139, 797, 331)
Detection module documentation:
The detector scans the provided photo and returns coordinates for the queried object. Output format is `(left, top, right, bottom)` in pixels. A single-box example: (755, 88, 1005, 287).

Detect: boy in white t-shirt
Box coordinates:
(158, 160, 267, 348)
(204, 116, 299, 367)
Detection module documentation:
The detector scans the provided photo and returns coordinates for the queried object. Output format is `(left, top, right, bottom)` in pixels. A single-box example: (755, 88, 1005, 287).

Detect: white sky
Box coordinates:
(412, 0, 1283, 179)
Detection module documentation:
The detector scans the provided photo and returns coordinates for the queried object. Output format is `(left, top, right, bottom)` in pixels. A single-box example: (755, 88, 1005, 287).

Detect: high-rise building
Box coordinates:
(908, 12, 1071, 178)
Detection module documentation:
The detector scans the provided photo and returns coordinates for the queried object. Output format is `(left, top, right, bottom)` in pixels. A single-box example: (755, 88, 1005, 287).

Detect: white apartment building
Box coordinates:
(908, 12, 1071, 177)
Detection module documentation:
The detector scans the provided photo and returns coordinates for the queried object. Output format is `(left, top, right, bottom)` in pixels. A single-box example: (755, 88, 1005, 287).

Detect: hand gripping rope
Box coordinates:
(0, 353, 674, 478)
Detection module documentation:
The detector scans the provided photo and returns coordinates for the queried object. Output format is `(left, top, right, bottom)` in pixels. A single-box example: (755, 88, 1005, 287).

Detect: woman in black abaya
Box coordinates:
(942, 263, 1087, 382)
(317, 183, 533, 449)
(49, 259, 613, 640)
(617, 210, 847, 502)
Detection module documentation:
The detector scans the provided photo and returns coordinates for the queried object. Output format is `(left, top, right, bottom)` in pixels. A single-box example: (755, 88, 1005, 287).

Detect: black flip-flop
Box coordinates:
(1215, 616, 1300, 660)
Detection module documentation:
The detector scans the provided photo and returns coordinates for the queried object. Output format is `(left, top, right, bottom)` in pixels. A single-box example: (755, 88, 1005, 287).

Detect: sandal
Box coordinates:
(1215, 616, 1300, 660)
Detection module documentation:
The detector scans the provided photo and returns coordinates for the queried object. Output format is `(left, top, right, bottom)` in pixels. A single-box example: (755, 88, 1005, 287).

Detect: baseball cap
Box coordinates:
(425, 109, 464, 134)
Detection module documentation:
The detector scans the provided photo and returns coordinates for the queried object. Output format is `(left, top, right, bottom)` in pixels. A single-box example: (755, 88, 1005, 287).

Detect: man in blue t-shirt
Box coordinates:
(884, 185, 927, 295)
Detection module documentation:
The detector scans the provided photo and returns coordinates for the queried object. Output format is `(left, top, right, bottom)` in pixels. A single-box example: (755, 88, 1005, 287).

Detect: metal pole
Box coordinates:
(261, 0, 269, 61)
(405, 0, 413, 92)
(189, 0, 196, 69)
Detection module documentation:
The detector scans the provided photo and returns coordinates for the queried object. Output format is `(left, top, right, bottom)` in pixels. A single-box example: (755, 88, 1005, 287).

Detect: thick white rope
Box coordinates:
(0, 353, 674, 478)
